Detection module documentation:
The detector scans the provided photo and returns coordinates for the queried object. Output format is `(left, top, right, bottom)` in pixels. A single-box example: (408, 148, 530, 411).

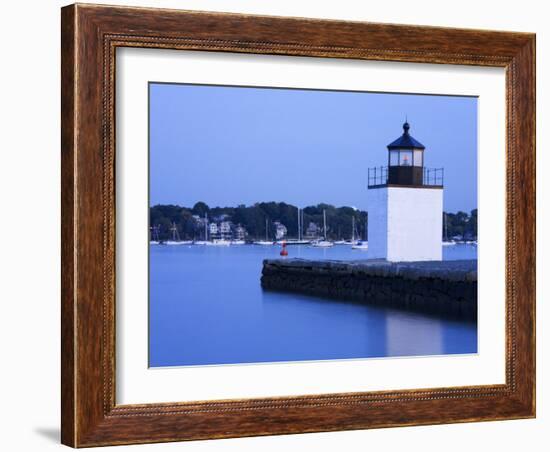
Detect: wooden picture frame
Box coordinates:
(61, 3, 535, 447)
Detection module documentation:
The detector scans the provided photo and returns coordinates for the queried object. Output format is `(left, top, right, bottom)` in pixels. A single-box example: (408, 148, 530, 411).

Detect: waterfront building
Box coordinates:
(208, 222, 219, 239)
(274, 222, 288, 240)
(367, 122, 443, 261)
(193, 215, 207, 228)
(234, 224, 247, 241)
(305, 222, 321, 239)
(213, 214, 230, 222)
(192, 214, 204, 222)
(219, 221, 233, 240)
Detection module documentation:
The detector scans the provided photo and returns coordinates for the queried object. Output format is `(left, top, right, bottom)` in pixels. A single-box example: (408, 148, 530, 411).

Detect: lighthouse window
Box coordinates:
(413, 150, 423, 167)
(399, 150, 412, 166)
(389, 150, 399, 166)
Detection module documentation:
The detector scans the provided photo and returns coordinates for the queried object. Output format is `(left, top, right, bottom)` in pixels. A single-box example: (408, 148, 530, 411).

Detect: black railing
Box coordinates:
(367, 166, 444, 188)
(423, 167, 444, 186)
(367, 166, 389, 187)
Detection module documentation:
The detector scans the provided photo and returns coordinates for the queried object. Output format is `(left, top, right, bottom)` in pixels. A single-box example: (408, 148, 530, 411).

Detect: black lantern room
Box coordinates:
(387, 122, 425, 186)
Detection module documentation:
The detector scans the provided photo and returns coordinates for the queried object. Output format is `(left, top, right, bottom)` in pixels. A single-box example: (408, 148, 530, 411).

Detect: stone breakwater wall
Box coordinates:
(261, 259, 477, 321)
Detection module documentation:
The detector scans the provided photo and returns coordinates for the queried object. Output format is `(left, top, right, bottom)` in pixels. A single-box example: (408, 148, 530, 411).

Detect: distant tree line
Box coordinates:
(150, 202, 368, 241)
(444, 209, 477, 241)
(150, 202, 477, 241)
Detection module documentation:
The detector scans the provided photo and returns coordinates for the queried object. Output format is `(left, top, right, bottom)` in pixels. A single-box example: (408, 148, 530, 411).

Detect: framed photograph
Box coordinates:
(61, 3, 535, 447)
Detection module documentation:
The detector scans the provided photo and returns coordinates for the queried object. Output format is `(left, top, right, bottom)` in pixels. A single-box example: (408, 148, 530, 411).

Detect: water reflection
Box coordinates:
(386, 312, 443, 356)
(261, 292, 388, 361)
(149, 244, 477, 367)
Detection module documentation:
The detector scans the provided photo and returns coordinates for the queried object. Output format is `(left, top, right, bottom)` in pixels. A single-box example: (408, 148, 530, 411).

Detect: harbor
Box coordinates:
(149, 121, 479, 360)
(149, 243, 477, 367)
(147, 96, 480, 367)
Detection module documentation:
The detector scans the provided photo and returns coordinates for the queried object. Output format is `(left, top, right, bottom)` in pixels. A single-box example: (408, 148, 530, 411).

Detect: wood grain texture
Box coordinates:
(60, 5, 76, 447)
(60, 3, 536, 447)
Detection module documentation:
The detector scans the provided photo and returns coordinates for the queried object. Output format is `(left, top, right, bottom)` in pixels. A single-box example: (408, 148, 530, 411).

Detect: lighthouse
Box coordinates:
(367, 122, 444, 262)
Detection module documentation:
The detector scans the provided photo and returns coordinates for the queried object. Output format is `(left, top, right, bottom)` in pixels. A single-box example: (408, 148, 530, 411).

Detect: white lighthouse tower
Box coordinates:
(367, 122, 443, 262)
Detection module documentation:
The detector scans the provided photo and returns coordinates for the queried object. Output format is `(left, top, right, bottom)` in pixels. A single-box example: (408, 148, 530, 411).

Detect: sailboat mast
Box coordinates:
(297, 208, 301, 241)
(171, 222, 176, 241)
(323, 210, 327, 240)
(300, 209, 303, 241)
(205, 213, 208, 241)
(265, 218, 268, 241)
(352, 216, 355, 242)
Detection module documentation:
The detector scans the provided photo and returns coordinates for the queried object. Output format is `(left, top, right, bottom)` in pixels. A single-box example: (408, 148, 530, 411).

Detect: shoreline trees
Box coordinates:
(149, 202, 477, 242)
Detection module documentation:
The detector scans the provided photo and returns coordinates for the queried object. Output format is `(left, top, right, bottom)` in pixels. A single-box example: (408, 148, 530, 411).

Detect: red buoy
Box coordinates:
(280, 241, 288, 256)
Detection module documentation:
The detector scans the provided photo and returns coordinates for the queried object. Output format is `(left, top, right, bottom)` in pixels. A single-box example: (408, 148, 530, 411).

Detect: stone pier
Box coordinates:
(261, 259, 477, 321)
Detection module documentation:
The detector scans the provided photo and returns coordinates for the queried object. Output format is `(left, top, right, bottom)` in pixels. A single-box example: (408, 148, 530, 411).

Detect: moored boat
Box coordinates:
(311, 210, 333, 247)
(255, 218, 274, 245)
(206, 239, 231, 246)
(164, 240, 193, 246)
(311, 240, 334, 248)
(345, 215, 360, 246)
(162, 222, 192, 245)
(351, 240, 368, 250)
(278, 239, 310, 245)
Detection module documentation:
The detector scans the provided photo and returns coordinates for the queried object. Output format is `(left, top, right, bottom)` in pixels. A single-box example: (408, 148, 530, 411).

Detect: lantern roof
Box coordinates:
(387, 122, 425, 150)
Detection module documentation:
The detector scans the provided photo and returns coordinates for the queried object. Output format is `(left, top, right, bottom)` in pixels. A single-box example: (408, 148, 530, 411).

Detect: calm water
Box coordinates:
(149, 244, 477, 367)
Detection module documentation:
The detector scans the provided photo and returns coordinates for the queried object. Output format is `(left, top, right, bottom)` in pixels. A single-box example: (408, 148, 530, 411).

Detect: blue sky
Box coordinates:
(149, 83, 477, 213)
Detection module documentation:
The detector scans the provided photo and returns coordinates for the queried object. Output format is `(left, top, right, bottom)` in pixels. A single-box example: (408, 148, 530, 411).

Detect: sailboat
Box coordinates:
(351, 217, 368, 250)
(344, 216, 359, 246)
(194, 213, 210, 245)
(312, 210, 333, 247)
(207, 238, 231, 246)
(285, 207, 310, 245)
(351, 241, 369, 250)
(149, 225, 160, 245)
(333, 223, 346, 245)
(254, 218, 274, 245)
(165, 222, 192, 245)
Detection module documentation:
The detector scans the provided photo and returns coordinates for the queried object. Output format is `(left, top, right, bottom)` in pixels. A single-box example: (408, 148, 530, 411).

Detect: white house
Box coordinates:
(234, 224, 247, 240)
(305, 222, 320, 239)
(219, 221, 233, 239)
(273, 221, 287, 240)
(208, 222, 219, 237)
